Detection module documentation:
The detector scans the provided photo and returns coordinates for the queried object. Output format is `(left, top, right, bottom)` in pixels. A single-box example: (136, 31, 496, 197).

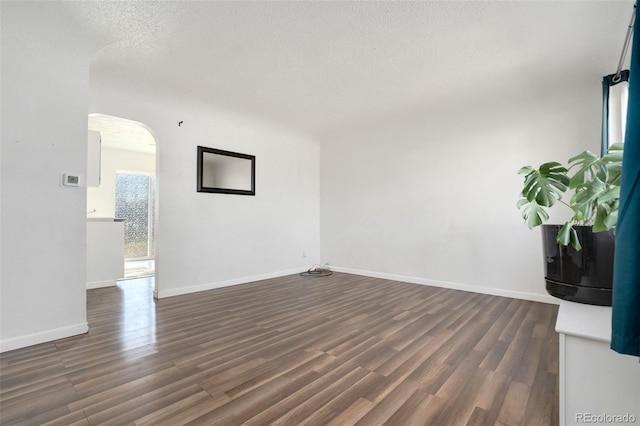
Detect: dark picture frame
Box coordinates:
(197, 146, 255, 196)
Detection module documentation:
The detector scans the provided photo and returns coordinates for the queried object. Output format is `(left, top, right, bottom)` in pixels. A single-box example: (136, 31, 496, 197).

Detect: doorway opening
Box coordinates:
(116, 171, 156, 279)
(87, 113, 158, 287)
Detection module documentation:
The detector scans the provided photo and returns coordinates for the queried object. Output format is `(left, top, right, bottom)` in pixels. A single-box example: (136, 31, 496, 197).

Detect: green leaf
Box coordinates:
(604, 209, 618, 229)
(518, 166, 535, 176)
(569, 178, 606, 223)
(517, 198, 549, 229)
(593, 204, 609, 232)
(603, 144, 624, 185)
(597, 187, 620, 205)
(519, 162, 569, 207)
(539, 162, 568, 175)
(570, 205, 586, 222)
(571, 179, 606, 206)
(606, 163, 622, 185)
(608, 142, 624, 152)
(557, 222, 572, 246)
(558, 223, 582, 250)
(593, 198, 619, 231)
(516, 198, 528, 209)
(601, 151, 623, 163)
(568, 151, 606, 188)
(569, 227, 582, 251)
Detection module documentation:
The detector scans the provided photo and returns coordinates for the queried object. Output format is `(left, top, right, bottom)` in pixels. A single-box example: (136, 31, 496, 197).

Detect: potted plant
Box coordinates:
(516, 143, 623, 305)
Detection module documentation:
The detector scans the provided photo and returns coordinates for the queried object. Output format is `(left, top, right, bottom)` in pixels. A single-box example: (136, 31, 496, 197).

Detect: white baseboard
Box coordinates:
(156, 267, 305, 299)
(86, 279, 117, 289)
(331, 266, 559, 305)
(0, 323, 89, 353)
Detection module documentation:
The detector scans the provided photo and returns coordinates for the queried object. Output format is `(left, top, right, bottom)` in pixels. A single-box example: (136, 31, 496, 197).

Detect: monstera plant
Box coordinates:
(517, 143, 624, 250)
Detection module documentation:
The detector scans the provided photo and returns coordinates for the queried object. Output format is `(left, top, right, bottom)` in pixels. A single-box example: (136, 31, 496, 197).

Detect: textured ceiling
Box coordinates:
(88, 114, 156, 154)
(64, 1, 635, 138)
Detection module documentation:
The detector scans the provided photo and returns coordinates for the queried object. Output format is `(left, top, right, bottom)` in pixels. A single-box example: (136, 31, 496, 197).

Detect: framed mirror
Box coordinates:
(197, 146, 255, 195)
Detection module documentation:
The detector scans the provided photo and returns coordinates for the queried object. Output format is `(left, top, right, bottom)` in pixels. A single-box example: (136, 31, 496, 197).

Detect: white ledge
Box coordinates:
(555, 300, 612, 343)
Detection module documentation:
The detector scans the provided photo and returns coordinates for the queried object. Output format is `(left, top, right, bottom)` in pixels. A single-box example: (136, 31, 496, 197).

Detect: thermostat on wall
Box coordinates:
(61, 173, 81, 187)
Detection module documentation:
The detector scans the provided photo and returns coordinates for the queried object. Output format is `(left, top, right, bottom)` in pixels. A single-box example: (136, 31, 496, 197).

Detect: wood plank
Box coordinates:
(326, 397, 374, 426)
(0, 273, 559, 425)
(353, 378, 420, 426)
(497, 380, 531, 426)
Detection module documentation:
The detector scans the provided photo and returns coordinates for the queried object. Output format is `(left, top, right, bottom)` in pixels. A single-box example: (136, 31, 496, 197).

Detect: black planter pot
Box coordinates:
(542, 224, 614, 306)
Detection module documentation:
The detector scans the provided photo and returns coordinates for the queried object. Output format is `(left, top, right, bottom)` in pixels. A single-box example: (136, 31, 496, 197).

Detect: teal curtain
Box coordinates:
(611, 1, 640, 358)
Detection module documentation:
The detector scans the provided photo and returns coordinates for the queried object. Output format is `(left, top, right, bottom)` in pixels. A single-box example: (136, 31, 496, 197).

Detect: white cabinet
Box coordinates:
(87, 130, 101, 187)
(556, 301, 640, 425)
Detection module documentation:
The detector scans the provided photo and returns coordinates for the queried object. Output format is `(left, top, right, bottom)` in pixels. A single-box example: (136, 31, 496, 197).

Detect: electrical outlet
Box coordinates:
(302, 249, 307, 258)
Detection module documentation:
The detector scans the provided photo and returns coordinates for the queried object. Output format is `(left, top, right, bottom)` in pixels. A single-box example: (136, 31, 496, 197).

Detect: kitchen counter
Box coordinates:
(87, 217, 125, 222)
(86, 220, 125, 288)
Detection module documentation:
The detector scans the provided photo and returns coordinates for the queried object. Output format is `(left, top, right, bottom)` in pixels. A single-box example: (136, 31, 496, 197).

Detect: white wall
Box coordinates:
(89, 80, 321, 298)
(321, 79, 602, 303)
(0, 2, 103, 351)
(87, 146, 156, 218)
(0, 1, 319, 351)
(0, 1, 610, 353)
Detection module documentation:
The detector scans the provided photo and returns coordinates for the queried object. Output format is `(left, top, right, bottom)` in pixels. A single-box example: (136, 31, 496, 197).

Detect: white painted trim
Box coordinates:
(0, 323, 88, 353)
(156, 268, 306, 299)
(86, 279, 117, 289)
(558, 333, 566, 425)
(331, 266, 559, 305)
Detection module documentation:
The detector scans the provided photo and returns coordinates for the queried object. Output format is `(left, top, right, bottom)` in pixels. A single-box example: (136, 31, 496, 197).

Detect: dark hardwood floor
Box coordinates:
(0, 273, 559, 425)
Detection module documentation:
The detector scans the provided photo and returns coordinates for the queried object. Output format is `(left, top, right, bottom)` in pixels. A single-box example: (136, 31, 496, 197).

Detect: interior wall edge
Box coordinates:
(0, 323, 89, 354)
(155, 267, 308, 299)
(330, 266, 560, 305)
(86, 280, 118, 290)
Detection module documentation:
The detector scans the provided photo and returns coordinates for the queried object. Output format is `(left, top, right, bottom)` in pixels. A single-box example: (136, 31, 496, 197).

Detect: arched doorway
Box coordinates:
(87, 113, 158, 293)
